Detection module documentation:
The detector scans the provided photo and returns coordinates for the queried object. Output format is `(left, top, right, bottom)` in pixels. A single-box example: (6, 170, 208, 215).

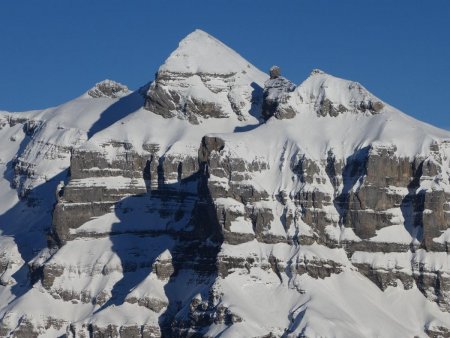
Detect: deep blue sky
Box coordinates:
(0, 1, 449, 129)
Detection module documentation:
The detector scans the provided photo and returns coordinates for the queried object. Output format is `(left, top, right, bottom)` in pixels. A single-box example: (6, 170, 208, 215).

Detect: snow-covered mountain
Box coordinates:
(1, 29, 450, 338)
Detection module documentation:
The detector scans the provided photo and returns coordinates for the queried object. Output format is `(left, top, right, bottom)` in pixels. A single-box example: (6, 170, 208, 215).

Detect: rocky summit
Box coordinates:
(1, 29, 450, 338)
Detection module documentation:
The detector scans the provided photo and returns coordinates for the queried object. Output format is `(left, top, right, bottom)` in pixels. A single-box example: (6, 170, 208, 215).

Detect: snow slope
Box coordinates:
(160, 29, 264, 76)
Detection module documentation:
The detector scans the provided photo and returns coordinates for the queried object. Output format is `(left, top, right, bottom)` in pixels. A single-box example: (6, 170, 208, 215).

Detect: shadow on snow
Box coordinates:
(93, 161, 223, 336)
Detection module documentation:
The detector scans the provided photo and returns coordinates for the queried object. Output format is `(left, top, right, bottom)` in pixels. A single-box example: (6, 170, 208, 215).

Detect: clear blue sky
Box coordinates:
(0, 1, 449, 130)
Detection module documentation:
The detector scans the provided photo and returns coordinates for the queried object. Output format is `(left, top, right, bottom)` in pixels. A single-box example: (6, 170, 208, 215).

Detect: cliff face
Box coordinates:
(1, 30, 450, 338)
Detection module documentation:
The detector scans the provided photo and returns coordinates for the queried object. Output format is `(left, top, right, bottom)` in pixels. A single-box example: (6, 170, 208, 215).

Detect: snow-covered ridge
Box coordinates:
(214, 101, 450, 163)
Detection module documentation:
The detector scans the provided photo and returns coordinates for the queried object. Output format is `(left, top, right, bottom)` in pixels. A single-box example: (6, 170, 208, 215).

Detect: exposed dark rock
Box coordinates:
(295, 258, 343, 279)
(8, 318, 39, 338)
(144, 67, 257, 123)
(87, 80, 129, 99)
(152, 251, 175, 280)
(262, 70, 296, 120)
(318, 98, 348, 117)
(426, 326, 450, 338)
(41, 264, 64, 289)
(126, 296, 168, 313)
(354, 263, 415, 290)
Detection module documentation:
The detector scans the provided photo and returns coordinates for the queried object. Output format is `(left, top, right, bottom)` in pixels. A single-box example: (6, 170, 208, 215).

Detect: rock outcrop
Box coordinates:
(87, 80, 130, 99)
(262, 66, 297, 120)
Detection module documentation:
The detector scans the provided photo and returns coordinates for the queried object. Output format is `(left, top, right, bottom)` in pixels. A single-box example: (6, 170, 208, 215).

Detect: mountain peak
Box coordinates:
(184, 28, 210, 41)
(159, 29, 256, 75)
(297, 72, 385, 116)
(310, 68, 326, 76)
(87, 79, 129, 99)
(144, 29, 267, 123)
